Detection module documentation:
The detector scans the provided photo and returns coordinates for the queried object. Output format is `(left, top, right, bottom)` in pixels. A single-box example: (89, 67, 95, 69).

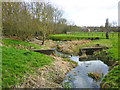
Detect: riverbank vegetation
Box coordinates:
(56, 40, 91, 55)
(2, 38, 77, 88)
(88, 72, 101, 81)
(51, 32, 119, 88)
(55, 33, 118, 58)
(101, 64, 120, 88)
(82, 36, 118, 61)
(2, 34, 119, 88)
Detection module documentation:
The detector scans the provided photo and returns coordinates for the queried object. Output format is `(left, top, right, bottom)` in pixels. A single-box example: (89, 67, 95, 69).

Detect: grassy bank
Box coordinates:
(101, 63, 120, 88)
(2, 38, 54, 88)
(2, 38, 43, 50)
(2, 38, 78, 88)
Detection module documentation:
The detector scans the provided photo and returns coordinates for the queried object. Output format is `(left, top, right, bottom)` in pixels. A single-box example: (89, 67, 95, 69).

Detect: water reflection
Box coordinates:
(62, 60, 109, 88)
(53, 46, 109, 88)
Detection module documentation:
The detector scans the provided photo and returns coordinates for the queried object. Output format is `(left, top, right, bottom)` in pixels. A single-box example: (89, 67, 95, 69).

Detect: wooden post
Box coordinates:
(112, 33, 114, 37)
(106, 32, 109, 39)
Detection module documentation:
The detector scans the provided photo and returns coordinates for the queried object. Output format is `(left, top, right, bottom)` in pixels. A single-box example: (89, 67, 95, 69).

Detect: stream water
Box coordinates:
(53, 47, 109, 88)
(62, 60, 109, 88)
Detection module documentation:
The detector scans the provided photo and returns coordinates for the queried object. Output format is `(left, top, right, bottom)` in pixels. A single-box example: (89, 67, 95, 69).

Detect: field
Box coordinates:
(2, 38, 54, 88)
(48, 32, 118, 40)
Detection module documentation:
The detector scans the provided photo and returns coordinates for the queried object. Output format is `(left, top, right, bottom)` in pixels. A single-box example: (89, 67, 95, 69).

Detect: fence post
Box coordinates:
(112, 33, 114, 37)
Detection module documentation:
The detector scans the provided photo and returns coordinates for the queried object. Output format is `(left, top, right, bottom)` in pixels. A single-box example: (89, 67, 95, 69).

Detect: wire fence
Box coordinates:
(68, 32, 118, 38)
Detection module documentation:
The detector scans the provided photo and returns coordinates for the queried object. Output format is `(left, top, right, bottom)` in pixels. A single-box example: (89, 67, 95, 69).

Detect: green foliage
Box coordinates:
(2, 39, 54, 88)
(62, 81, 71, 88)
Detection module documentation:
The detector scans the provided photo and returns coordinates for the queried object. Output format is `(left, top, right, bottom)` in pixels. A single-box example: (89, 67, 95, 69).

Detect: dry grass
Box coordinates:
(30, 39, 57, 49)
(88, 72, 101, 81)
(57, 40, 91, 55)
(16, 55, 77, 88)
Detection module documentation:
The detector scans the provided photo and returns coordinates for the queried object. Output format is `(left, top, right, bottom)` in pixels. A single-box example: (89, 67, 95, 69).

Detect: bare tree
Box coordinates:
(2, 2, 67, 42)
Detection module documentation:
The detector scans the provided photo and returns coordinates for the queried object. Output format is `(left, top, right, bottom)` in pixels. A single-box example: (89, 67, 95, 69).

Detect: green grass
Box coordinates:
(2, 38, 43, 50)
(101, 64, 120, 88)
(2, 38, 54, 88)
(47, 32, 118, 40)
(81, 36, 118, 60)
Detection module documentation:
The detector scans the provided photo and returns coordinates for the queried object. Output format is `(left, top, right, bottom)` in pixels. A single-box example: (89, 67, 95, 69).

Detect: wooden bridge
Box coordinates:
(79, 47, 109, 55)
(30, 49, 55, 55)
(79, 47, 109, 61)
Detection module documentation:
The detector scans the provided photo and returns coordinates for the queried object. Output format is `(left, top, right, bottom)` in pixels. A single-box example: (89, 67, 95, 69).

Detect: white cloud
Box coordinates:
(49, 0, 119, 26)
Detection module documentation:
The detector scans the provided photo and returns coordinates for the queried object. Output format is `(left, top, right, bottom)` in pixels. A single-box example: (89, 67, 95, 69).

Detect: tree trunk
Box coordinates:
(42, 34, 45, 45)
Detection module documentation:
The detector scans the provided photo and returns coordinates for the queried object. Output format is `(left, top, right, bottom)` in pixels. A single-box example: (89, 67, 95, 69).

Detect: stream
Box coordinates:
(53, 46, 109, 88)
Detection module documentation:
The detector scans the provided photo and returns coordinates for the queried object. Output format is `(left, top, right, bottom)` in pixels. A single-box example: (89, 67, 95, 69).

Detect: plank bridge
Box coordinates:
(30, 49, 55, 55)
(79, 47, 109, 56)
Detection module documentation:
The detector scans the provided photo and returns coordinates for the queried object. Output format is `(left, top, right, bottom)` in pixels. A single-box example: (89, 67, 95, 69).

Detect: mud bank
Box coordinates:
(16, 55, 77, 88)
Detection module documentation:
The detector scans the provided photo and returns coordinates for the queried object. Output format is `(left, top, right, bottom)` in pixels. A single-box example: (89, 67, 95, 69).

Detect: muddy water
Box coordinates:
(54, 48, 109, 88)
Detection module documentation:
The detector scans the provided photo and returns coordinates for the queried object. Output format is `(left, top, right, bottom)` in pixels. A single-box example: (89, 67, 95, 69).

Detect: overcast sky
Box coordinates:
(49, 0, 119, 27)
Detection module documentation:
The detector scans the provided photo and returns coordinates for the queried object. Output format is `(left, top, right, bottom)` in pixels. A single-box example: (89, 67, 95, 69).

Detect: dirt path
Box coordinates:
(29, 39, 57, 49)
